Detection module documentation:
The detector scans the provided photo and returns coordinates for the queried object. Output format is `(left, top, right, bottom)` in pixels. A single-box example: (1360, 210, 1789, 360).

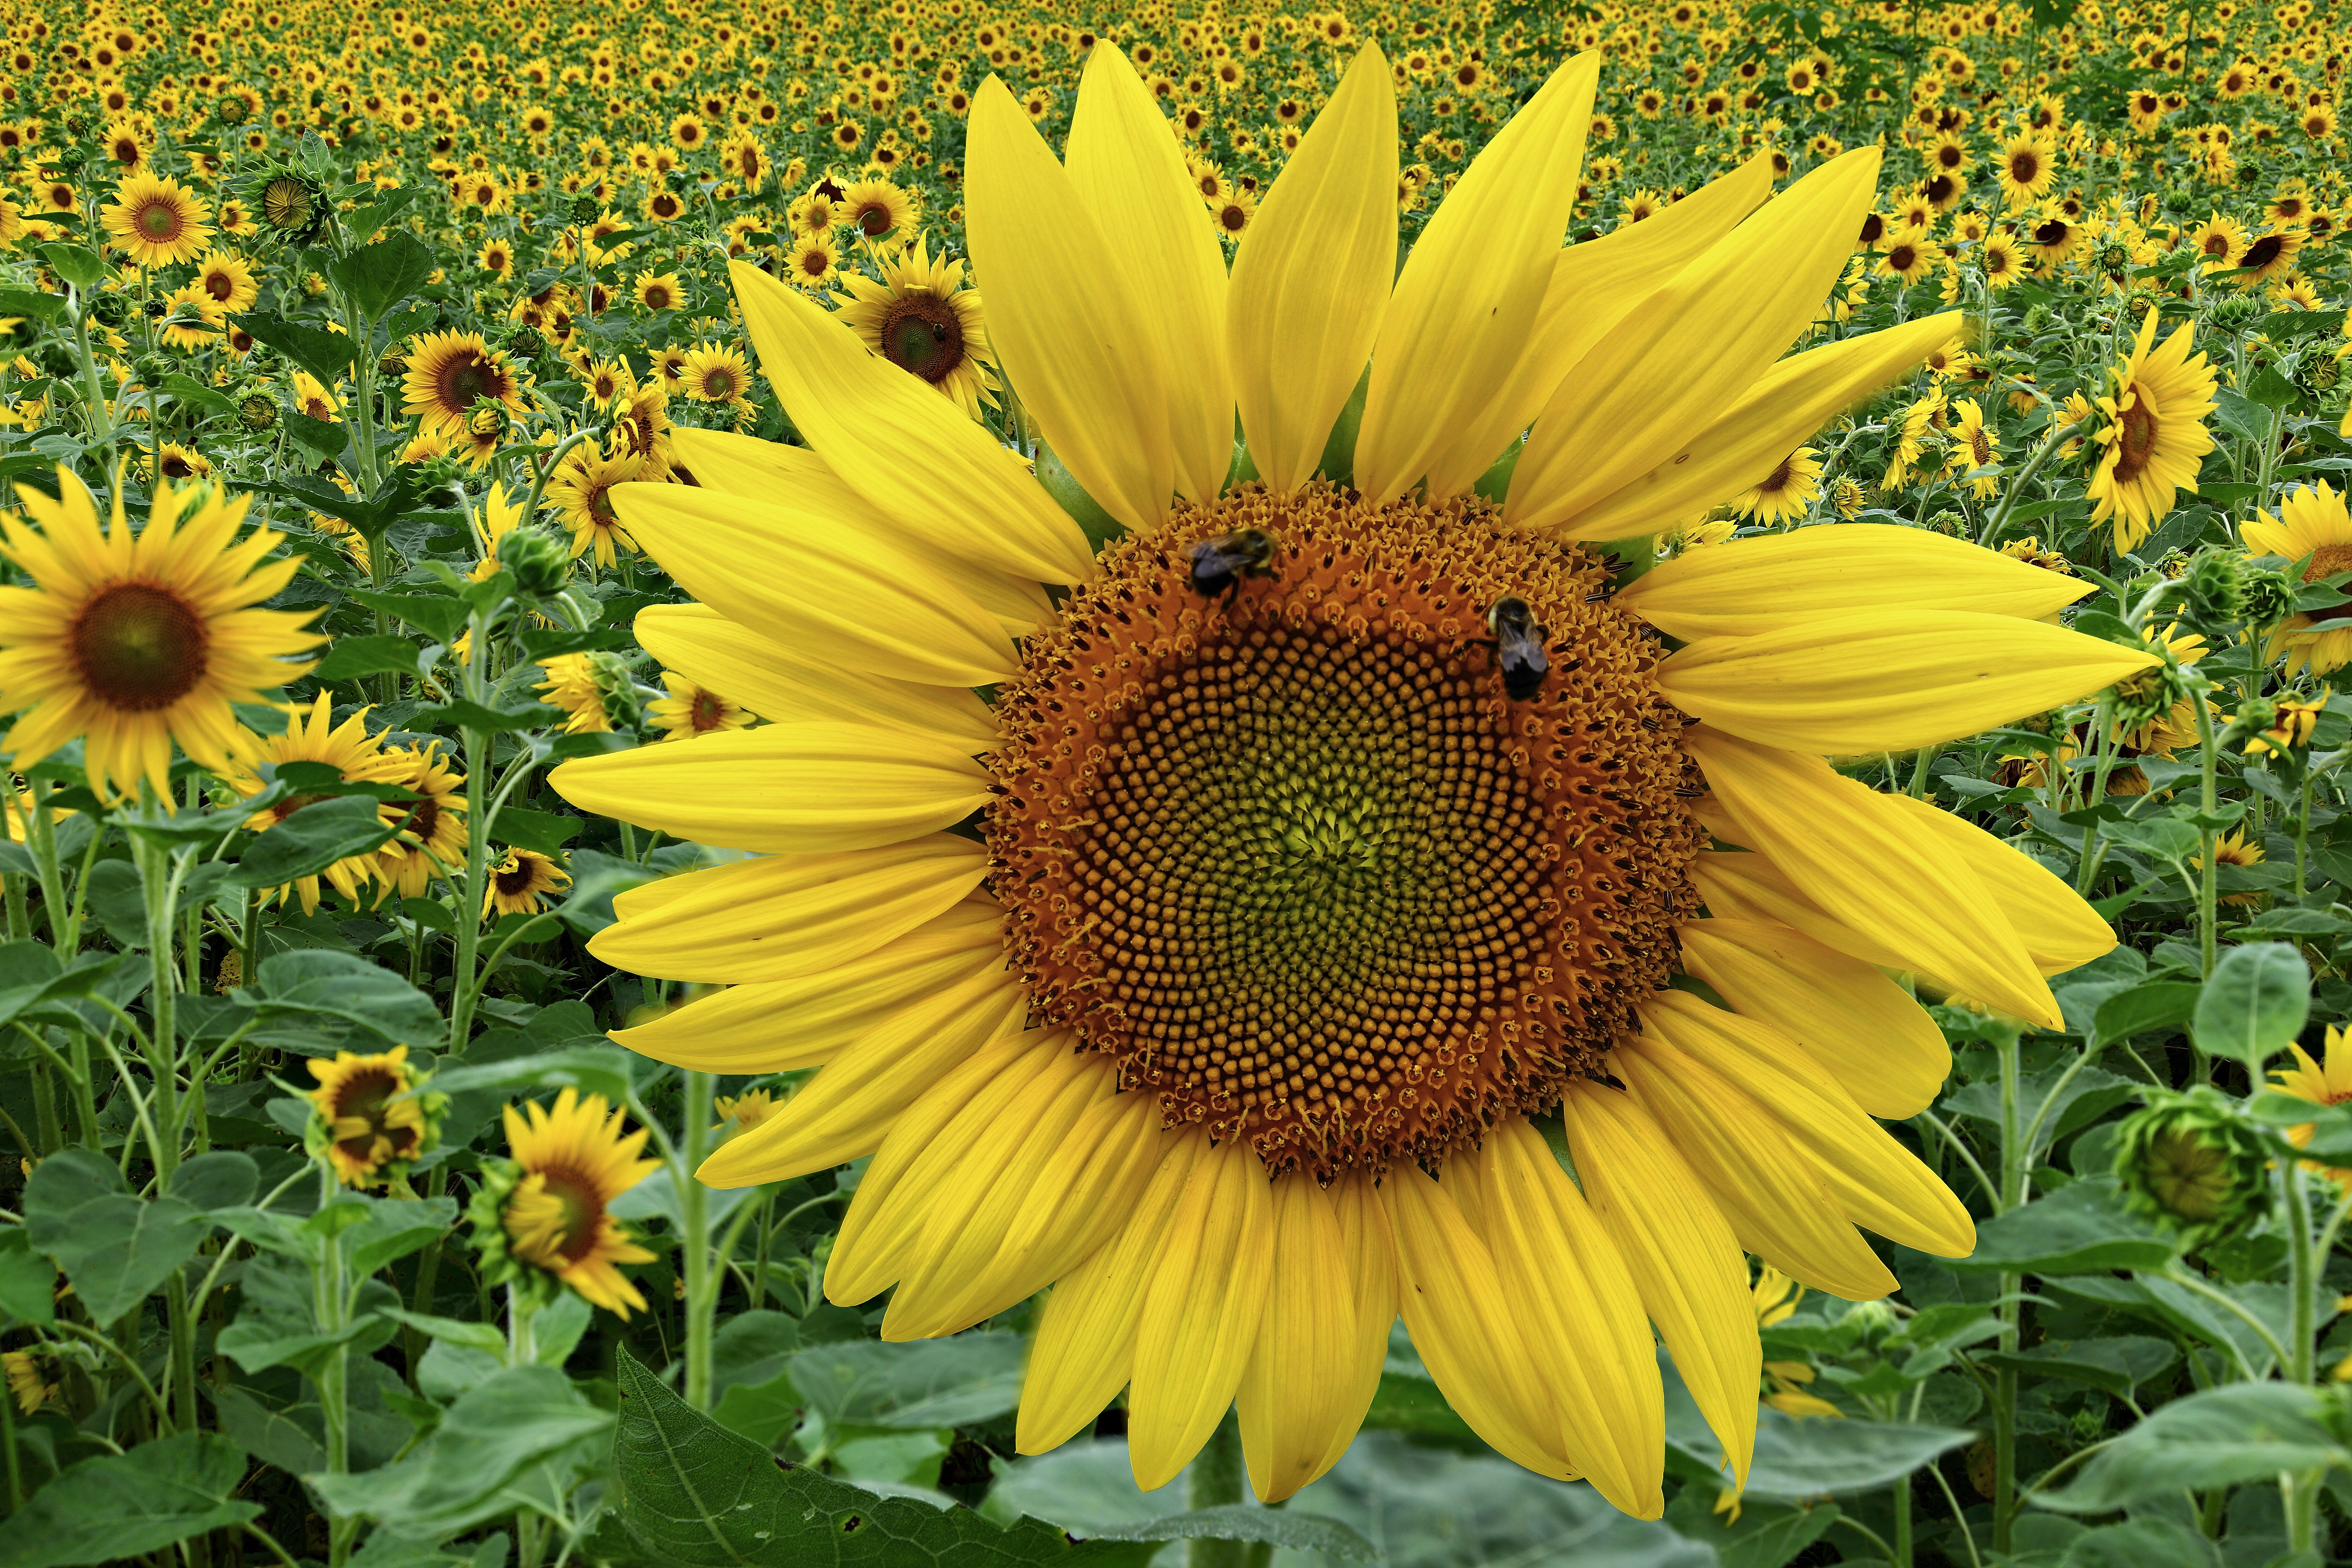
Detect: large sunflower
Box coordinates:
(402, 330, 528, 438)
(0, 471, 321, 800)
(100, 170, 213, 266)
(833, 236, 1001, 419)
(2242, 480, 2352, 673)
(554, 47, 2153, 1517)
(2085, 307, 2218, 554)
(231, 691, 408, 913)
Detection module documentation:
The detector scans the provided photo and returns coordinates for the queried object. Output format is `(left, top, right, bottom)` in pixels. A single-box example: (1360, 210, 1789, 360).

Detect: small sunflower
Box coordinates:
(783, 230, 842, 290)
(833, 236, 999, 418)
(632, 269, 683, 311)
(470, 1088, 659, 1317)
(376, 743, 469, 899)
(194, 248, 259, 313)
(648, 671, 751, 739)
(101, 171, 214, 266)
(536, 652, 614, 733)
(4, 1349, 57, 1416)
(2272, 1026, 2352, 1187)
(548, 449, 644, 566)
(0, 471, 321, 800)
(1733, 448, 1822, 524)
(403, 330, 528, 438)
(2244, 481, 2352, 674)
(840, 177, 918, 238)
(307, 1045, 438, 1187)
(231, 691, 407, 913)
(1996, 133, 2055, 209)
(156, 281, 225, 351)
(679, 344, 754, 411)
(2086, 308, 2218, 553)
(483, 847, 572, 918)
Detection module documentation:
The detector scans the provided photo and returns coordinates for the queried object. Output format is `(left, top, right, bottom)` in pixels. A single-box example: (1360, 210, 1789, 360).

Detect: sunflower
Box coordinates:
(833, 236, 999, 418)
(403, 330, 527, 438)
(2244, 481, 2352, 674)
(194, 248, 258, 313)
(156, 281, 224, 351)
(2234, 227, 2303, 286)
(647, 671, 751, 739)
(477, 238, 514, 278)
(4, 1349, 57, 1416)
(536, 652, 614, 733)
(553, 46, 2150, 1518)
(632, 269, 683, 311)
(841, 176, 918, 238)
(150, 443, 210, 484)
(230, 691, 407, 913)
(101, 170, 213, 266)
(2189, 214, 2248, 269)
(1879, 232, 1942, 284)
(291, 371, 340, 422)
(548, 449, 644, 565)
(307, 1045, 434, 1186)
(2271, 1025, 2352, 1187)
(483, 847, 572, 918)
(1945, 399, 2001, 498)
(0, 472, 321, 801)
(1980, 230, 2023, 287)
(376, 742, 469, 899)
(607, 379, 675, 480)
(679, 344, 754, 410)
(783, 230, 843, 291)
(1996, 133, 2055, 209)
(472, 1088, 658, 1317)
(1733, 447, 1822, 523)
(2085, 308, 2218, 553)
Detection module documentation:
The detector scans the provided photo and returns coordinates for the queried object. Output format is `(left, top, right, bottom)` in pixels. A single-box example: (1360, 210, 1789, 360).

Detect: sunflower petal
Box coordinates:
(1065, 44, 1232, 503)
(1878, 792, 2120, 975)
(1657, 608, 2161, 753)
(1355, 52, 1599, 504)
(1320, 1172, 1398, 1476)
(1228, 46, 1397, 495)
(1619, 521, 2093, 640)
(1509, 147, 1882, 533)
(1692, 849, 1921, 976)
(551, 724, 992, 855)
(1236, 1174, 1358, 1503)
(727, 258, 1093, 583)
(967, 75, 1173, 532)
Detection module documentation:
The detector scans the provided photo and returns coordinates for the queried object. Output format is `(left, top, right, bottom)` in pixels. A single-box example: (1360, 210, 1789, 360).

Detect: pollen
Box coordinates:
(987, 482, 1705, 1179)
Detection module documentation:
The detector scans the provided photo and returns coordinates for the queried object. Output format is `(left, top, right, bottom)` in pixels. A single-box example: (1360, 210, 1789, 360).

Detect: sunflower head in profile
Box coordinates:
(101, 170, 214, 267)
(0, 471, 322, 801)
(483, 847, 572, 918)
(833, 236, 1000, 418)
(306, 1044, 441, 1187)
(230, 691, 408, 913)
(1733, 446, 1822, 523)
(2244, 480, 2352, 674)
(404, 330, 528, 438)
(2085, 307, 2218, 553)
(468, 1088, 658, 1318)
(554, 44, 2154, 1519)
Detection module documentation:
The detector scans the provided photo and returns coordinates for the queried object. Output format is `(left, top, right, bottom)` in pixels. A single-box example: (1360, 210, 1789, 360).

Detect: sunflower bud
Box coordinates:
(587, 649, 643, 731)
(2178, 547, 2248, 634)
(379, 349, 409, 381)
(237, 392, 279, 433)
(2022, 303, 2054, 335)
(570, 193, 601, 224)
(2298, 352, 2342, 400)
(496, 525, 572, 597)
(2208, 294, 2264, 335)
(503, 322, 546, 360)
(2241, 563, 2299, 628)
(467, 396, 511, 440)
(248, 162, 333, 246)
(214, 93, 250, 127)
(2112, 1088, 2272, 1247)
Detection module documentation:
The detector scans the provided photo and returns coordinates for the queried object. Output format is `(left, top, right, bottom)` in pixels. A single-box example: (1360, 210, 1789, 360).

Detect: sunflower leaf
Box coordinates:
(328, 229, 437, 322)
(2031, 1383, 2349, 1513)
(233, 311, 356, 387)
(0, 1431, 261, 1568)
(230, 795, 400, 890)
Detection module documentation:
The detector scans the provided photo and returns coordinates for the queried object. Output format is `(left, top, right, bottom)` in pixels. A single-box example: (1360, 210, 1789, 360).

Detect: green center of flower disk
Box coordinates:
(989, 485, 1705, 1180)
(137, 201, 179, 239)
(880, 294, 962, 381)
(69, 580, 208, 713)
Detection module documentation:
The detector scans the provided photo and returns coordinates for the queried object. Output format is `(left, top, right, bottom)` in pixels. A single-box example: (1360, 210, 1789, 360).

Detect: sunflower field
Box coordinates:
(12, 0, 2352, 1564)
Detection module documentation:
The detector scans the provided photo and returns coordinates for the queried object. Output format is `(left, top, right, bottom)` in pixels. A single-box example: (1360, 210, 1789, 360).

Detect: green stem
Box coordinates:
(681, 1069, 716, 1409)
(2191, 685, 2221, 990)
(2282, 1161, 2319, 1549)
(1993, 1019, 2027, 1559)
(1187, 1413, 1247, 1568)
(129, 820, 182, 1181)
(1978, 423, 2070, 548)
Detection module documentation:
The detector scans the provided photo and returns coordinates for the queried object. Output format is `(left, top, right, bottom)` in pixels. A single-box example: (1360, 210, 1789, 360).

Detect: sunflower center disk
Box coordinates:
(881, 294, 962, 382)
(988, 484, 1705, 1179)
(70, 580, 209, 712)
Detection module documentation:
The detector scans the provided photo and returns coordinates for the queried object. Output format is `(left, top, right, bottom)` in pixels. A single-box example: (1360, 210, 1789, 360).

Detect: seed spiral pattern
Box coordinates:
(988, 482, 1706, 1178)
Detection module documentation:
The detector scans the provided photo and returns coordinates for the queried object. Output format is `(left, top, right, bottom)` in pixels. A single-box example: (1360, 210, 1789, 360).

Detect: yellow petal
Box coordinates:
(591, 837, 985, 983)
(1616, 1029, 1896, 1301)
(967, 75, 1171, 532)
(1879, 791, 2120, 975)
(666, 427, 1055, 637)
(611, 901, 1005, 1074)
(1018, 1130, 1205, 1456)
(1619, 521, 2093, 640)
(549, 723, 993, 855)
(1380, 1163, 1570, 1478)
(1657, 609, 2161, 753)
(1639, 991, 1975, 1258)
(1691, 849, 1920, 976)
(694, 965, 1027, 1186)
(728, 258, 1093, 583)
(634, 603, 998, 750)
(1559, 1080, 1757, 1488)
(608, 481, 1017, 688)
(1470, 1120, 1666, 1518)
(1509, 147, 1882, 533)
(1236, 1174, 1358, 1503)
(1356, 52, 1599, 504)
(1548, 311, 1968, 541)
(1228, 46, 1396, 495)
(1319, 1171, 1399, 1477)
(1128, 1137, 1275, 1491)
(1676, 916, 1950, 1119)
(1687, 727, 2059, 1028)
(1468, 152, 1774, 495)
(1065, 44, 1231, 503)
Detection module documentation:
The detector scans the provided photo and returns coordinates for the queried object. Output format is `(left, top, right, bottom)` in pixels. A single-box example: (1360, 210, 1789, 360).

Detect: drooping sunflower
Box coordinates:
(2085, 307, 2219, 554)
(833, 236, 1000, 418)
(471, 1088, 658, 1317)
(100, 170, 214, 266)
(554, 46, 2153, 1518)
(0, 472, 322, 800)
(307, 1045, 436, 1186)
(536, 652, 614, 733)
(402, 330, 528, 438)
(2244, 480, 2352, 674)
(483, 847, 572, 918)
(230, 691, 407, 913)
(376, 743, 469, 899)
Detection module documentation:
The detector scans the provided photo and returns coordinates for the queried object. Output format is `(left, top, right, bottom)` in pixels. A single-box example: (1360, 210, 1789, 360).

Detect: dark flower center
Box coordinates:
(69, 581, 208, 712)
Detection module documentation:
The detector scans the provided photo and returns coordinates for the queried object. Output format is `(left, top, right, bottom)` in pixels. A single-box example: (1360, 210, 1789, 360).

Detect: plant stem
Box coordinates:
(681, 1070, 716, 1409)
(2191, 684, 2221, 985)
(1992, 1019, 2027, 1559)
(2282, 1159, 2318, 1551)
(1187, 1412, 1247, 1568)
(1978, 423, 2070, 547)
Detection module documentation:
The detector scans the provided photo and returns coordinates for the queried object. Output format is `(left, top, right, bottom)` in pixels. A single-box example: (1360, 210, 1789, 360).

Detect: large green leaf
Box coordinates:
(0, 1431, 261, 1568)
(218, 1253, 400, 1376)
(606, 1347, 1142, 1565)
(788, 1333, 1028, 1430)
(245, 948, 442, 1054)
(2034, 1383, 2349, 1512)
(2190, 941, 2311, 1069)
(1078, 1505, 1377, 1561)
(1977, 1335, 2179, 1398)
(0, 1227, 57, 1326)
(328, 229, 436, 320)
(232, 796, 400, 890)
(1948, 1179, 2178, 1275)
(21, 1148, 212, 1326)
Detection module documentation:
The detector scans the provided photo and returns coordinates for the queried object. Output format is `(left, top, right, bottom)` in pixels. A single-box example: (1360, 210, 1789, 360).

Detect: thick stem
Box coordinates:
(2191, 685, 2221, 989)
(131, 825, 182, 1180)
(1187, 1413, 1247, 1568)
(2282, 1161, 2319, 1550)
(1978, 424, 2070, 547)
(1992, 1021, 2027, 1558)
(681, 1070, 716, 1409)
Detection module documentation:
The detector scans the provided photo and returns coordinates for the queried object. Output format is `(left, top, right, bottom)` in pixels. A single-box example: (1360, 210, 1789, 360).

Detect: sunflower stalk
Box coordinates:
(1991, 1015, 2028, 1558)
(2280, 1155, 2320, 1551)
(2190, 682, 2222, 985)
(1976, 421, 2070, 548)
(680, 1068, 717, 1409)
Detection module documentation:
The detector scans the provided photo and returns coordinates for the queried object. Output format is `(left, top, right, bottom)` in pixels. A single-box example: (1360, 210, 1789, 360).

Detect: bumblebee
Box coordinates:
(1487, 597, 1550, 701)
(1187, 527, 1277, 603)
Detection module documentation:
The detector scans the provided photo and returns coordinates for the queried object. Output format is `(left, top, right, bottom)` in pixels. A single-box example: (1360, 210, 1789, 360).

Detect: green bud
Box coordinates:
(2241, 563, 2299, 627)
(248, 161, 333, 246)
(467, 397, 510, 440)
(215, 93, 250, 127)
(2179, 547, 2248, 633)
(237, 393, 279, 433)
(2112, 1088, 2272, 1248)
(570, 193, 601, 225)
(496, 525, 573, 597)
(503, 322, 546, 360)
(586, 649, 642, 732)
(2022, 303, 2054, 335)
(2208, 294, 2264, 334)
(379, 349, 409, 381)
(2298, 352, 2342, 399)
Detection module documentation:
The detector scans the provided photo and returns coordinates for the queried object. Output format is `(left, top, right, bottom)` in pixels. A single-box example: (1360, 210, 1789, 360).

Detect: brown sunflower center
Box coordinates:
(329, 1067, 415, 1159)
(2009, 150, 2039, 183)
(2243, 234, 2285, 270)
(538, 1165, 604, 1260)
(2301, 542, 2352, 622)
(987, 484, 1703, 1179)
(136, 198, 181, 240)
(879, 292, 964, 383)
(436, 349, 506, 413)
(69, 581, 209, 713)
(496, 859, 540, 895)
(2112, 389, 2161, 483)
(690, 692, 728, 730)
